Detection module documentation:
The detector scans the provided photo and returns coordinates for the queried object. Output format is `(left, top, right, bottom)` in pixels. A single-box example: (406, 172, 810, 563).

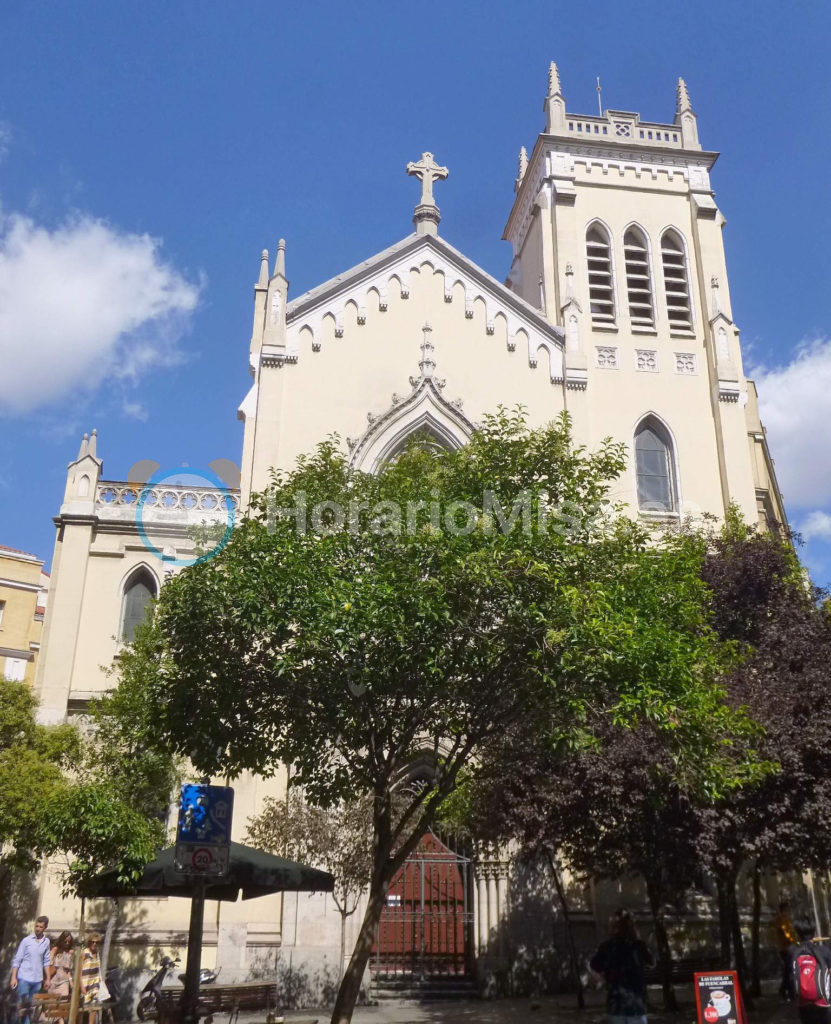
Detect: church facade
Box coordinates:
(30, 65, 786, 996)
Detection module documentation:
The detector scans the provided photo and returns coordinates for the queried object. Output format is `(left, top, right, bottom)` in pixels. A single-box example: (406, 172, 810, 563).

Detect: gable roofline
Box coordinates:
(286, 232, 564, 347)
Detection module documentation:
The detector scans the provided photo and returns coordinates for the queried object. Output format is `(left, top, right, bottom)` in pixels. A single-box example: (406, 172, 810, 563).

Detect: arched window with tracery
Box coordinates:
(661, 230, 692, 330)
(120, 567, 158, 642)
(635, 417, 678, 513)
(623, 227, 654, 328)
(585, 224, 616, 326)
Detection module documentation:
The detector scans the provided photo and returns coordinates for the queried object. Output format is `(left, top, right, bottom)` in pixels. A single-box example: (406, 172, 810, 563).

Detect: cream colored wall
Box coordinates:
(254, 263, 566, 484)
(512, 211, 545, 311)
(513, 162, 762, 525)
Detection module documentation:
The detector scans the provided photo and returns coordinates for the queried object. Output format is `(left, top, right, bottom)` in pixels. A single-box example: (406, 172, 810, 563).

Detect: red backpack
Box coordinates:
(794, 944, 831, 1006)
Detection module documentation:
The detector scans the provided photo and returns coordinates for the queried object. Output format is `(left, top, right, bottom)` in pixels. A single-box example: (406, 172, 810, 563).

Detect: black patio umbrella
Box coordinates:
(91, 843, 333, 1024)
(92, 841, 334, 901)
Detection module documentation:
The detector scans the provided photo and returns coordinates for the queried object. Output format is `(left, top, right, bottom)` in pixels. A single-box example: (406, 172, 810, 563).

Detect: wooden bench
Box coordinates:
(29, 995, 109, 1024)
(155, 981, 279, 1024)
(644, 955, 723, 985)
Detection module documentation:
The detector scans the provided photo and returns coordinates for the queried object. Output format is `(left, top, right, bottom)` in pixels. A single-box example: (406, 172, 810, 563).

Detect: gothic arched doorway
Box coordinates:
(372, 830, 473, 978)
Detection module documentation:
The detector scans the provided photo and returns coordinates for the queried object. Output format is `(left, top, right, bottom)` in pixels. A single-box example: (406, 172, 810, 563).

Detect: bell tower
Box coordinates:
(504, 63, 785, 530)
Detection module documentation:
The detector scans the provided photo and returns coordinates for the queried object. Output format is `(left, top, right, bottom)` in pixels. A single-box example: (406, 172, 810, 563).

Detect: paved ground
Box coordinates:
(279, 987, 798, 1024)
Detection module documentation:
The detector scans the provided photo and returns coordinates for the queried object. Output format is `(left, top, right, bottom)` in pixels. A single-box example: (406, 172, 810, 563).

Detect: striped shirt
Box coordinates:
(81, 949, 100, 1004)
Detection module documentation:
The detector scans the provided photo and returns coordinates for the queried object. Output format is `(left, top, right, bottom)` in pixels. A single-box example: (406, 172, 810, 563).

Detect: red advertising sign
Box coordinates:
(694, 971, 746, 1024)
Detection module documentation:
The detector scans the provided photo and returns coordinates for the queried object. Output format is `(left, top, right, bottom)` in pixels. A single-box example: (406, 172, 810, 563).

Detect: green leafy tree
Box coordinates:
(112, 409, 744, 1024)
(34, 784, 159, 899)
(454, 719, 710, 1010)
(689, 512, 831, 996)
(0, 678, 80, 907)
(247, 793, 375, 982)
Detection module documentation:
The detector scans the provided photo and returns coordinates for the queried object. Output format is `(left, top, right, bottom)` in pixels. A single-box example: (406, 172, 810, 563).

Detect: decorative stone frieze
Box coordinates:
(284, 234, 564, 382)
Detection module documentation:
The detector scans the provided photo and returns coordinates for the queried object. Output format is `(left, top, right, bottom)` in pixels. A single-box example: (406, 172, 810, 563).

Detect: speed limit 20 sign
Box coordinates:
(175, 842, 230, 876)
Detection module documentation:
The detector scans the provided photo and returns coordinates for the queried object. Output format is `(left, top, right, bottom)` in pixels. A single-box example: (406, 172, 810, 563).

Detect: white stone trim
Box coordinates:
(674, 352, 697, 375)
(285, 238, 563, 381)
(635, 349, 658, 372)
(347, 377, 475, 474)
(595, 345, 619, 369)
(0, 577, 41, 593)
(505, 137, 716, 253)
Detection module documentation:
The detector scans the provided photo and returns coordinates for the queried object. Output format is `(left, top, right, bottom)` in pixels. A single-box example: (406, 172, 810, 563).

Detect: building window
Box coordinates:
(120, 567, 158, 643)
(596, 346, 619, 368)
(636, 349, 658, 371)
(661, 230, 693, 331)
(635, 417, 677, 513)
(623, 228, 654, 328)
(3, 657, 26, 682)
(586, 225, 616, 326)
(0, 600, 4, 628)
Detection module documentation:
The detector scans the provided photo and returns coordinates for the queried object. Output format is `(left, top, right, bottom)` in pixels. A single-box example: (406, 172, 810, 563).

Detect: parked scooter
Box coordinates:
(177, 967, 220, 987)
(136, 956, 180, 1021)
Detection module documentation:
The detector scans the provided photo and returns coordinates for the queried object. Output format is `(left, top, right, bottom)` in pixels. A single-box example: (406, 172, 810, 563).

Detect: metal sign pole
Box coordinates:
(181, 877, 206, 1024)
(174, 783, 234, 1024)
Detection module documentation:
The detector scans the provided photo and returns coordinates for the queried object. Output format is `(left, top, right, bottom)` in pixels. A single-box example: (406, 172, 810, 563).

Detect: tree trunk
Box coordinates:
(330, 885, 387, 1024)
(751, 864, 762, 998)
(716, 876, 731, 965)
(100, 899, 119, 975)
(339, 909, 347, 985)
(545, 852, 584, 1009)
(645, 877, 678, 1011)
(727, 873, 753, 1011)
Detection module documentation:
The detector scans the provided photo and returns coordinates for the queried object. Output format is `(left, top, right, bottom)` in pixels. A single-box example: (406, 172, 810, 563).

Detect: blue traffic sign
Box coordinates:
(177, 784, 234, 846)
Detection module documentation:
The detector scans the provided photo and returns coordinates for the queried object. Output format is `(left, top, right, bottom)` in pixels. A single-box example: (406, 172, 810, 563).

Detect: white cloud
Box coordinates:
(0, 212, 200, 416)
(752, 337, 831, 509)
(122, 400, 148, 421)
(799, 510, 831, 543)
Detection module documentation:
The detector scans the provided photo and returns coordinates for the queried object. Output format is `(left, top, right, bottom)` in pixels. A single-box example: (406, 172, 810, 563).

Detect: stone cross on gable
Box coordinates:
(406, 152, 449, 236)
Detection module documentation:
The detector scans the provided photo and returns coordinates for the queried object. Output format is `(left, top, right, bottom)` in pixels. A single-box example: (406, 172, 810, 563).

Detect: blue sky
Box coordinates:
(1, 0, 830, 583)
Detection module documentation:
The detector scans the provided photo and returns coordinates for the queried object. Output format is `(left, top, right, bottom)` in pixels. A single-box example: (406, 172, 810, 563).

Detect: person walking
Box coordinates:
(590, 909, 655, 1024)
(46, 932, 74, 997)
(773, 900, 799, 1000)
(10, 916, 51, 1024)
(80, 933, 102, 1024)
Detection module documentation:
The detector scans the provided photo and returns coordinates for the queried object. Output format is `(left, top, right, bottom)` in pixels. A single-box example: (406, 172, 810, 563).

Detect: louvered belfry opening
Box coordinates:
(586, 225, 615, 325)
(661, 230, 692, 330)
(624, 228, 654, 328)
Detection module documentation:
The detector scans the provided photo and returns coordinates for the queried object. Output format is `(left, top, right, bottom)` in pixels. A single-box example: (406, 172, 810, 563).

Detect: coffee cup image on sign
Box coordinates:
(709, 990, 732, 1016)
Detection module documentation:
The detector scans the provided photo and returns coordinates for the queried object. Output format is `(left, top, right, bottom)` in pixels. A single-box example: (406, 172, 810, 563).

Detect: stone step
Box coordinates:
(370, 974, 477, 1002)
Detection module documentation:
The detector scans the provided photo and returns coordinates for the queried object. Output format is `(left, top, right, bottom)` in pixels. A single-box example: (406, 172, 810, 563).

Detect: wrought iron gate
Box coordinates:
(372, 830, 473, 977)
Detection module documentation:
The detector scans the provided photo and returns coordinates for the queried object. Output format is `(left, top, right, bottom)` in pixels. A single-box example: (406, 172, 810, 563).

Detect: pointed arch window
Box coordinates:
(661, 230, 692, 330)
(120, 567, 158, 642)
(623, 228, 654, 328)
(635, 417, 677, 513)
(586, 225, 616, 325)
